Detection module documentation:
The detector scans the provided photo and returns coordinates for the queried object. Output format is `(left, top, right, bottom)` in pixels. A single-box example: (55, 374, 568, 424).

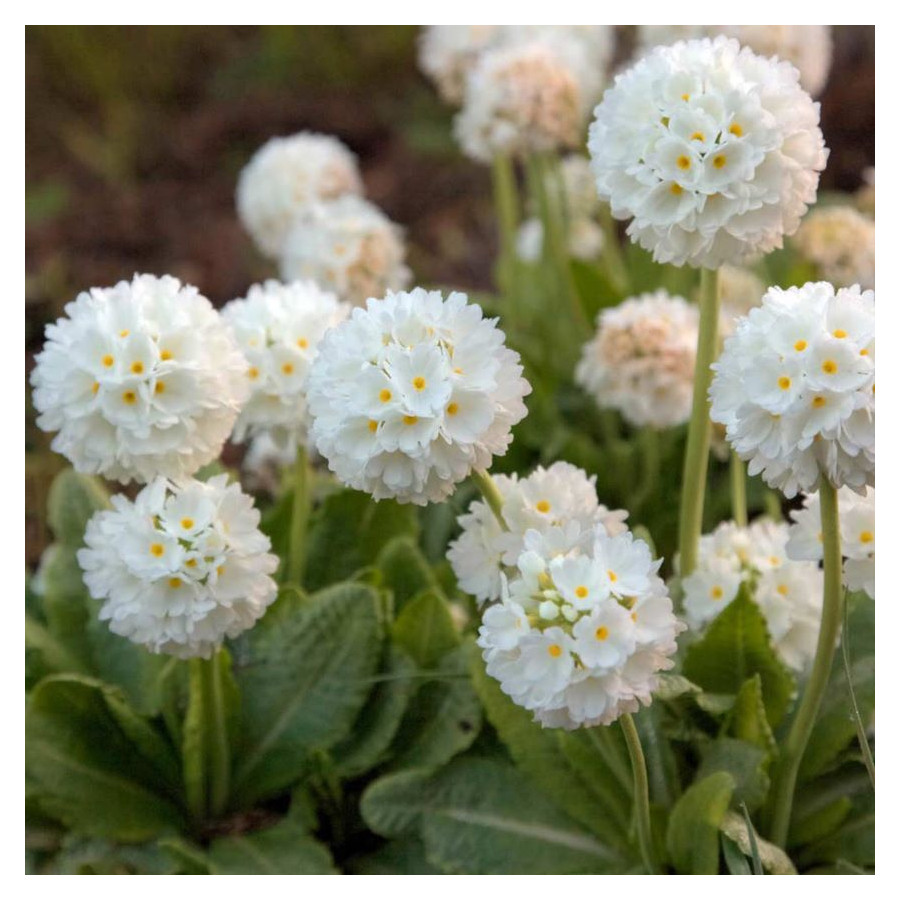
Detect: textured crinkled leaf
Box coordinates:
(47, 468, 109, 547)
(726, 674, 777, 755)
(666, 771, 735, 874)
(697, 738, 770, 812)
(36, 544, 92, 667)
(377, 536, 439, 613)
(391, 589, 459, 669)
(721, 811, 797, 874)
(347, 838, 441, 874)
(207, 819, 337, 874)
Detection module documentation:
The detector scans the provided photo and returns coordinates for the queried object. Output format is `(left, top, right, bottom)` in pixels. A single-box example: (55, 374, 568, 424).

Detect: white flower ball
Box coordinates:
(305, 287, 531, 505)
(236, 132, 363, 259)
(710, 282, 875, 498)
(78, 476, 279, 659)
(479, 524, 684, 729)
(418, 25, 504, 105)
(588, 36, 828, 268)
(787, 486, 875, 600)
(30, 274, 249, 484)
(576, 290, 698, 428)
(682, 518, 823, 671)
(279, 196, 411, 307)
(447, 461, 628, 604)
(637, 26, 832, 97)
(223, 280, 350, 452)
(794, 206, 875, 290)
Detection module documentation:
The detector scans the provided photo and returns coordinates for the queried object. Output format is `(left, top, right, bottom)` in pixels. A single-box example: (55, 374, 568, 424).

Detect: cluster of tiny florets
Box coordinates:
(448, 462, 628, 604)
(710, 282, 875, 498)
(793, 206, 875, 290)
(223, 280, 350, 452)
(478, 524, 684, 729)
(306, 288, 531, 505)
(682, 519, 822, 671)
(576, 291, 698, 429)
(30, 274, 248, 484)
(787, 486, 875, 600)
(78, 476, 279, 659)
(589, 36, 828, 268)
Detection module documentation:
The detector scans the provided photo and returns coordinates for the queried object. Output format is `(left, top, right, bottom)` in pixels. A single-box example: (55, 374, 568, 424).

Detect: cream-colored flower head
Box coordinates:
(418, 25, 504, 105)
(236, 131, 363, 259)
(589, 36, 828, 268)
(719, 264, 766, 338)
(794, 206, 875, 290)
(576, 291, 698, 428)
(30, 274, 248, 484)
(279, 196, 411, 307)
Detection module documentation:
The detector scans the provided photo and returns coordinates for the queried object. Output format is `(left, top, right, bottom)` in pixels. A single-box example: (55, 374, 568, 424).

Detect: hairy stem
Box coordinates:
(471, 468, 508, 531)
(730, 451, 748, 527)
(620, 713, 658, 874)
(288, 444, 310, 585)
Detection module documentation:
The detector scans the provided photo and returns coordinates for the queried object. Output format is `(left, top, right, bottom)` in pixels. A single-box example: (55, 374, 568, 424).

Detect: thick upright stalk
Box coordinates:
(730, 451, 748, 527)
(471, 468, 508, 531)
(204, 651, 232, 818)
(768, 480, 844, 846)
(677, 267, 720, 577)
(620, 713, 657, 874)
(492, 153, 520, 302)
(597, 204, 630, 296)
(288, 445, 310, 585)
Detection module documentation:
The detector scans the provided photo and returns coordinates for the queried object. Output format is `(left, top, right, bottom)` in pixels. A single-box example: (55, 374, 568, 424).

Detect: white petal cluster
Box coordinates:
(78, 476, 278, 659)
(682, 519, 822, 671)
(787, 486, 875, 599)
(279, 196, 411, 307)
(223, 280, 350, 451)
(576, 291, 698, 428)
(30, 274, 248, 484)
(447, 462, 628, 604)
(710, 282, 875, 498)
(306, 288, 531, 505)
(478, 524, 683, 729)
(793, 206, 875, 290)
(636, 25, 832, 96)
(588, 36, 828, 268)
(236, 132, 363, 259)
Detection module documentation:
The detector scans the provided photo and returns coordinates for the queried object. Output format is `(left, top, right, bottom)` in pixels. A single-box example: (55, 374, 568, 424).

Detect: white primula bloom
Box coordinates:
(306, 287, 530, 505)
(636, 25, 832, 97)
(589, 36, 827, 268)
(223, 280, 350, 451)
(794, 206, 875, 290)
(236, 132, 363, 259)
(576, 291, 698, 428)
(787, 486, 875, 599)
(30, 274, 248, 484)
(478, 524, 683, 729)
(710, 282, 874, 498)
(418, 25, 504, 105)
(78, 476, 278, 659)
(279, 196, 411, 307)
(683, 519, 823, 671)
(447, 461, 628, 604)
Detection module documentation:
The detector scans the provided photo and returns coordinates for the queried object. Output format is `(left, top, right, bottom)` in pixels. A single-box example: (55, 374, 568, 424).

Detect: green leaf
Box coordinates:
(387, 645, 481, 771)
(683, 586, 796, 727)
(726, 674, 777, 755)
(47, 468, 109, 547)
(303, 489, 418, 590)
(470, 646, 632, 848)
(158, 837, 211, 874)
(666, 771, 735, 874)
(26, 676, 185, 841)
(207, 819, 337, 874)
(347, 838, 442, 874)
(720, 811, 797, 874)
(25, 614, 89, 676)
(697, 738, 770, 811)
(41, 836, 178, 874)
(391, 589, 459, 668)
(36, 544, 92, 668)
(721, 834, 752, 875)
(789, 796, 853, 847)
(231, 582, 382, 804)
(377, 536, 440, 613)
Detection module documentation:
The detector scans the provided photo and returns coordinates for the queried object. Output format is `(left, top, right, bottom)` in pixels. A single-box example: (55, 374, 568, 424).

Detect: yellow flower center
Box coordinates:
(402, 415, 418, 425)
(379, 388, 392, 403)
(812, 396, 827, 408)
(676, 155, 691, 170)
(297, 337, 309, 349)
(186, 558, 198, 568)
(281, 362, 294, 375)
(101, 354, 114, 368)
(536, 500, 551, 514)
(822, 359, 838, 375)
(770, 556, 781, 566)
(833, 329, 847, 339)
(155, 381, 165, 394)
(860, 531, 874, 544)
(149, 543, 164, 557)
(777, 376, 792, 391)
(777, 584, 789, 596)
(160, 349, 173, 361)
(670, 182, 684, 196)
(412, 376, 427, 391)
(595, 626, 610, 641)
(247, 366, 259, 380)
(548, 644, 562, 658)
(168, 577, 182, 589)
(575, 585, 588, 599)
(690, 131, 705, 142)
(794, 340, 807, 352)
(710, 586, 724, 600)
(119, 329, 129, 338)
(91, 382, 100, 395)
(180, 518, 194, 530)
(729, 123, 743, 137)
(681, 93, 690, 101)
(712, 154, 727, 169)
(122, 390, 137, 405)
(446, 402, 459, 416)
(130, 361, 144, 375)
(607, 570, 618, 583)
(367, 420, 378, 433)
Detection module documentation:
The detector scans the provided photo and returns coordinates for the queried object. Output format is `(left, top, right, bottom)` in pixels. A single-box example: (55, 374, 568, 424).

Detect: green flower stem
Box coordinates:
(730, 451, 748, 527)
(768, 480, 844, 846)
(492, 153, 521, 302)
(471, 468, 508, 531)
(842, 596, 876, 788)
(204, 650, 232, 818)
(677, 267, 720, 577)
(598, 204, 630, 296)
(287, 444, 311, 585)
(620, 713, 658, 874)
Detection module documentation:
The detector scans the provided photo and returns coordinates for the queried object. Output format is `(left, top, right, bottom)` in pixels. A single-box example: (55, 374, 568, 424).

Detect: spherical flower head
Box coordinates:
(793, 206, 875, 290)
(454, 41, 585, 163)
(710, 282, 875, 498)
(787, 486, 875, 600)
(77, 475, 278, 659)
(576, 290, 698, 428)
(478, 524, 684, 729)
(447, 461, 628, 604)
(30, 274, 249, 484)
(418, 25, 504, 105)
(682, 518, 823, 671)
(236, 132, 363, 259)
(589, 36, 828, 268)
(306, 287, 531, 505)
(718, 264, 766, 339)
(279, 196, 411, 307)
(223, 280, 350, 452)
